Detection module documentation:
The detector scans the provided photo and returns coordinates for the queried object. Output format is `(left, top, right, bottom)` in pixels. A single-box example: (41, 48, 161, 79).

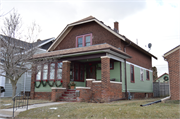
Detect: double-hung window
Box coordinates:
(36, 65, 41, 81)
(146, 70, 149, 80)
(57, 62, 63, 80)
(140, 69, 144, 81)
(49, 63, 56, 80)
(76, 33, 92, 47)
(43, 64, 48, 80)
(130, 65, 135, 83)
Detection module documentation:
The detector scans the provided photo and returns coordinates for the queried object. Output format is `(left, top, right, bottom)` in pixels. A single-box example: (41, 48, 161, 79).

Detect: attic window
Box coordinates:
(76, 33, 92, 47)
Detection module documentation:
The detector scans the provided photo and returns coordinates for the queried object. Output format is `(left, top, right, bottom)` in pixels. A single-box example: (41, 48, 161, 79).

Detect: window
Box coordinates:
(130, 65, 135, 83)
(74, 63, 84, 82)
(146, 70, 149, 80)
(110, 62, 114, 69)
(57, 62, 63, 80)
(43, 64, 48, 80)
(49, 63, 55, 80)
(36, 65, 41, 81)
(76, 33, 92, 47)
(140, 69, 144, 81)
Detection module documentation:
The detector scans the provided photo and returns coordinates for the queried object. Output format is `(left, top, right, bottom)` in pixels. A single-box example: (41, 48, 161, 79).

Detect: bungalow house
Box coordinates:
(31, 16, 157, 102)
(163, 45, 180, 100)
(0, 35, 55, 97)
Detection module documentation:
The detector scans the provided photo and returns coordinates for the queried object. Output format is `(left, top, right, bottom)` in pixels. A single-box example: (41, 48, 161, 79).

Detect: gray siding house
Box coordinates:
(0, 35, 55, 97)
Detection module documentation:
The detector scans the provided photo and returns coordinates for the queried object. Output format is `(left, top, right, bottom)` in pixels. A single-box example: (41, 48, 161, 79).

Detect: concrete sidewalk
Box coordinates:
(0, 102, 68, 118)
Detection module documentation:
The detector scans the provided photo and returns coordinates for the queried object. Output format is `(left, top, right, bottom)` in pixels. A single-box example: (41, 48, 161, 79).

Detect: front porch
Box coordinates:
(31, 44, 131, 102)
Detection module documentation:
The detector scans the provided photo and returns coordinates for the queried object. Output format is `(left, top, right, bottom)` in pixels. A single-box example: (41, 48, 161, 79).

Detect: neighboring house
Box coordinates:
(155, 73, 169, 83)
(31, 16, 157, 102)
(0, 35, 55, 97)
(163, 45, 180, 100)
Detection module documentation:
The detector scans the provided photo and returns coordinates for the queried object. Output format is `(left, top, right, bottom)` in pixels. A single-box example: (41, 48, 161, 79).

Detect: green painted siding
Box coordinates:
(122, 62, 153, 93)
(156, 74, 169, 82)
(96, 62, 121, 82)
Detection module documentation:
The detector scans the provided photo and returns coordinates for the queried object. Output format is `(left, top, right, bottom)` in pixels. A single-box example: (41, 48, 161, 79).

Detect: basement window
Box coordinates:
(76, 33, 92, 47)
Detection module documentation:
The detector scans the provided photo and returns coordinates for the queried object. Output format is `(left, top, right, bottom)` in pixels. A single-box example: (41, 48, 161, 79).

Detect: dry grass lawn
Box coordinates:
(0, 97, 52, 109)
(17, 98, 180, 119)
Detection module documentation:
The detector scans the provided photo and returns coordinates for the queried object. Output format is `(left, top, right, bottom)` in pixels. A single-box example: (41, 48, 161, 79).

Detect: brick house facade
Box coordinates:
(31, 16, 157, 102)
(163, 45, 180, 100)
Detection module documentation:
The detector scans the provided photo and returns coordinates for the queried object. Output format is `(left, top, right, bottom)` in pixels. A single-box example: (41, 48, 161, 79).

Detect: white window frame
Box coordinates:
(140, 68, 144, 81)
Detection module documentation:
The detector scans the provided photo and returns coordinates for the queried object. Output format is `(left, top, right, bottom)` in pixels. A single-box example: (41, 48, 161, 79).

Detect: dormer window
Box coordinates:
(76, 33, 92, 47)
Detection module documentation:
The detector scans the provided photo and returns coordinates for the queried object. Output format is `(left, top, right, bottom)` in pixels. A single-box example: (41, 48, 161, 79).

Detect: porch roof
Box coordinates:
(32, 43, 131, 60)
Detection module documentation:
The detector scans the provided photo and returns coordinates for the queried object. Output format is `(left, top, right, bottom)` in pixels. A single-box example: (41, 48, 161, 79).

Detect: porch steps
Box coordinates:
(59, 89, 76, 102)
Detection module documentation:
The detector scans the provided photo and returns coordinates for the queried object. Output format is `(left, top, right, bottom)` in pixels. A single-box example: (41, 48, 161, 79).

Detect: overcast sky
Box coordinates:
(0, 0, 179, 76)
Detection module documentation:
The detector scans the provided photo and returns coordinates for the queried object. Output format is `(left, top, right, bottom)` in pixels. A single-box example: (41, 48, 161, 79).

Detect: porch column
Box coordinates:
(101, 56, 110, 102)
(62, 61, 71, 89)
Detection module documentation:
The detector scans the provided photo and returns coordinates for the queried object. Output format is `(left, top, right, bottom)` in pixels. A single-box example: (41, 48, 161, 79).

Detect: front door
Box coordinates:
(86, 64, 96, 80)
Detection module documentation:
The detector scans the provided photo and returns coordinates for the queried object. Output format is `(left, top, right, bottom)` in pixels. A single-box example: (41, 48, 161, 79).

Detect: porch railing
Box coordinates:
(12, 93, 29, 118)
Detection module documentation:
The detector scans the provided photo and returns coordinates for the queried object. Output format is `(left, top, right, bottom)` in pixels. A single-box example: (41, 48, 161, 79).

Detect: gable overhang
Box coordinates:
(163, 45, 180, 58)
(47, 19, 125, 52)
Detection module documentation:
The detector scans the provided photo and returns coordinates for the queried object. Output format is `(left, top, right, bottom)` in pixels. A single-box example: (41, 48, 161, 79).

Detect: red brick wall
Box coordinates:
(76, 88, 92, 102)
(54, 21, 152, 69)
(92, 82, 102, 102)
(54, 22, 122, 51)
(165, 49, 180, 100)
(101, 56, 110, 102)
(125, 44, 152, 69)
(62, 61, 71, 89)
(30, 65, 36, 99)
(109, 83, 122, 100)
(34, 92, 51, 100)
(122, 92, 153, 99)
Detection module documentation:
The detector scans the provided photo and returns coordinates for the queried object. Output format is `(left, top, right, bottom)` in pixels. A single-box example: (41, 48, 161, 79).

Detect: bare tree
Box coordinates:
(0, 10, 41, 97)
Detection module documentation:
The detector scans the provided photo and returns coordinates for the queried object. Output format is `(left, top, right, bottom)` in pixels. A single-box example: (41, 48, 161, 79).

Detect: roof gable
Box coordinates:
(48, 16, 157, 60)
(163, 45, 180, 58)
(48, 16, 125, 52)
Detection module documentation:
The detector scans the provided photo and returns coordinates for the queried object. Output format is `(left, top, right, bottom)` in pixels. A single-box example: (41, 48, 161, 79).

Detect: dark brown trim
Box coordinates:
(60, 53, 106, 61)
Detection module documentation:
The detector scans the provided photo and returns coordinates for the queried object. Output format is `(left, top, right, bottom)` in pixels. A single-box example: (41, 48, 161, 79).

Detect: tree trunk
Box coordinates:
(11, 82, 17, 98)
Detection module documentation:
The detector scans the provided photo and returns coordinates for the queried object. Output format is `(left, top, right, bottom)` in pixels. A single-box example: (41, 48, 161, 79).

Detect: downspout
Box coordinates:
(140, 96, 171, 107)
(124, 59, 128, 100)
(123, 41, 131, 100)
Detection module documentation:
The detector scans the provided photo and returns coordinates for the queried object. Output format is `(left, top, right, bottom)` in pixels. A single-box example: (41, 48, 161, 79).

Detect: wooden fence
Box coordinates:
(153, 81, 170, 97)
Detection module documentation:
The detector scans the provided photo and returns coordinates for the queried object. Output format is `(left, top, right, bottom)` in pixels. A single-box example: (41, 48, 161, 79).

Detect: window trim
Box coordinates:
(42, 64, 48, 81)
(110, 61, 114, 70)
(49, 62, 56, 81)
(140, 68, 144, 81)
(56, 62, 63, 80)
(146, 70, 150, 80)
(36, 65, 42, 81)
(76, 33, 92, 47)
(130, 65, 135, 83)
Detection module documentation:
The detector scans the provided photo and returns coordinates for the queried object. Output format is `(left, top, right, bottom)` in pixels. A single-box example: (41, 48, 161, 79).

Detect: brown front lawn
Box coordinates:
(17, 98, 180, 119)
(0, 97, 52, 109)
